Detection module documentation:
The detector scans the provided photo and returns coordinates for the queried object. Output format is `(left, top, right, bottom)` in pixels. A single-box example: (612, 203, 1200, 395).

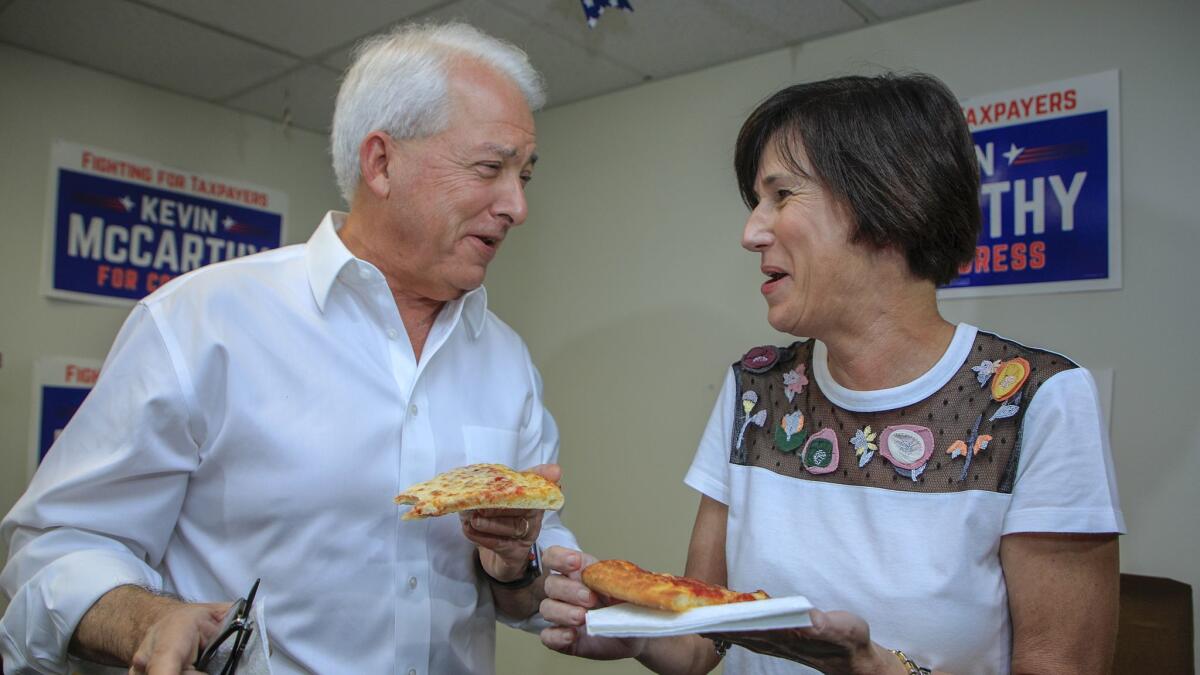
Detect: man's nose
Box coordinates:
(494, 175, 528, 226)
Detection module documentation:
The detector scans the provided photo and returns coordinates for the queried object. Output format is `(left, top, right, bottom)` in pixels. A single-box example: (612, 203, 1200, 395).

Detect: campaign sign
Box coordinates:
(43, 141, 287, 305)
(941, 71, 1121, 299)
(28, 357, 103, 475)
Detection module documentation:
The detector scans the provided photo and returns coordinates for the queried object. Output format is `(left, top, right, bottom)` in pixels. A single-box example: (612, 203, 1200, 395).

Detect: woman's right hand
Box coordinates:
(538, 546, 647, 661)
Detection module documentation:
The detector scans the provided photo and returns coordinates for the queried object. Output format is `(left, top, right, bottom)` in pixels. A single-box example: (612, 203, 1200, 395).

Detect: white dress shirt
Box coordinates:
(1, 211, 578, 674)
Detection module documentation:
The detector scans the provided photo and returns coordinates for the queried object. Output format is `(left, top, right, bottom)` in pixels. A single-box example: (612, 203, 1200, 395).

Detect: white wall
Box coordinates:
(3, 0, 1198, 670)
(0, 45, 341, 571)
(487, 0, 1200, 672)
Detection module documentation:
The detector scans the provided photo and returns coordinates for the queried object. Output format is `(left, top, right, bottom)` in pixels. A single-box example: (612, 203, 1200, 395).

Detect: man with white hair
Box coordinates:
(1, 22, 576, 674)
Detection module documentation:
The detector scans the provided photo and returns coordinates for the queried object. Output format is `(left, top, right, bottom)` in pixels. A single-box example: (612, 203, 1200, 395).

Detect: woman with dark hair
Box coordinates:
(538, 74, 1123, 674)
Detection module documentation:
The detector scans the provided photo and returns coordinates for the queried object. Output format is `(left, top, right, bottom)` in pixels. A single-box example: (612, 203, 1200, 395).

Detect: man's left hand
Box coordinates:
(460, 463, 560, 582)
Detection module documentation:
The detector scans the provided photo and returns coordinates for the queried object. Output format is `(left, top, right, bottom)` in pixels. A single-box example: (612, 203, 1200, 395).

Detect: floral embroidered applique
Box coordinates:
(990, 357, 1031, 402)
(971, 359, 1002, 387)
(850, 426, 878, 468)
(974, 434, 993, 454)
(989, 391, 1023, 421)
(774, 410, 807, 452)
(736, 390, 768, 450)
(782, 364, 809, 402)
(741, 346, 780, 373)
(947, 417, 991, 461)
(801, 428, 839, 475)
(880, 425, 935, 481)
(947, 413, 985, 482)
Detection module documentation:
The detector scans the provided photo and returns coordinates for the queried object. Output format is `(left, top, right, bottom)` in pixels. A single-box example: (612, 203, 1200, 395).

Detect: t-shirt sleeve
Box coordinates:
(684, 368, 737, 505)
(1002, 367, 1125, 535)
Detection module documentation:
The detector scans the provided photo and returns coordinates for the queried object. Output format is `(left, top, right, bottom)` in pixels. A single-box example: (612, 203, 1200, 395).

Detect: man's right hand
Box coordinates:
(70, 585, 230, 674)
(538, 546, 646, 661)
(130, 603, 230, 674)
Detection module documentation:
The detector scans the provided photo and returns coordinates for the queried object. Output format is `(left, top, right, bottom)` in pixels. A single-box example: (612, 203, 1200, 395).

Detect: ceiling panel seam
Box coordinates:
(838, 0, 880, 23)
(120, 0, 309, 102)
(122, 0, 306, 61)
(706, 0, 797, 45)
(307, 0, 464, 75)
(491, 0, 648, 78)
(217, 61, 312, 104)
(0, 40, 324, 134)
(218, 0, 465, 106)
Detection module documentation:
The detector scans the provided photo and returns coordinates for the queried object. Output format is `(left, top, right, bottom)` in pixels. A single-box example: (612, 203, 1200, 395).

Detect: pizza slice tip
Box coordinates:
(395, 463, 564, 520)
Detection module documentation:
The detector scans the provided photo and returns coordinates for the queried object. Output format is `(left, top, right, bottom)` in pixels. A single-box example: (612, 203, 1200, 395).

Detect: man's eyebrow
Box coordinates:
(481, 143, 537, 166)
(482, 143, 518, 158)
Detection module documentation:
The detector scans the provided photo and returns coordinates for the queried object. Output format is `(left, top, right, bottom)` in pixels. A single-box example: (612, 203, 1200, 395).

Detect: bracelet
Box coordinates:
(890, 649, 931, 675)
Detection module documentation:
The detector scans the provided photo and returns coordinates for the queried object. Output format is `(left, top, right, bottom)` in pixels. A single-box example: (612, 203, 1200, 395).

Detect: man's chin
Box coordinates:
(448, 275, 486, 298)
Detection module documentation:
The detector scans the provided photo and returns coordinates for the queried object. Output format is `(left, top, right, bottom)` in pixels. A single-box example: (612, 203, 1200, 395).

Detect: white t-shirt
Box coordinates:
(685, 324, 1123, 674)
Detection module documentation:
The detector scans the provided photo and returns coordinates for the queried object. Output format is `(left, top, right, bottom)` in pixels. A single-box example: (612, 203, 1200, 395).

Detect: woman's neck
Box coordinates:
(819, 281, 955, 392)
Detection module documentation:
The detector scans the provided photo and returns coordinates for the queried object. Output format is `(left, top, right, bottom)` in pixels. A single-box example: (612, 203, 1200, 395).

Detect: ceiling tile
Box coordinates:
(857, 0, 970, 20)
(321, 44, 355, 74)
(417, 0, 647, 107)
(0, 0, 297, 100)
(720, 0, 866, 41)
(493, 0, 856, 80)
(225, 64, 341, 134)
(137, 0, 450, 58)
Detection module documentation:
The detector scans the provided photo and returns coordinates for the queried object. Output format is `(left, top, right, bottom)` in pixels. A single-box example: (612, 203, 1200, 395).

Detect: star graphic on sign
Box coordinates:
(223, 216, 235, 230)
(1002, 143, 1024, 165)
(119, 195, 134, 211)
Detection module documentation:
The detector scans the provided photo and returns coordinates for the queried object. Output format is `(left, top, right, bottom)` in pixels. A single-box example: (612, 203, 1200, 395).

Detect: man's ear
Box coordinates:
(359, 131, 394, 199)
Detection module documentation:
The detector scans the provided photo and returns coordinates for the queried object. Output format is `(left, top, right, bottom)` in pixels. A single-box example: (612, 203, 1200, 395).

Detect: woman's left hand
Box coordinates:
(703, 608, 904, 675)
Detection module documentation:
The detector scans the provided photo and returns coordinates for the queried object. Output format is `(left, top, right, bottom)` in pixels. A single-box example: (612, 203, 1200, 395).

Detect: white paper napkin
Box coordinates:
(585, 596, 813, 638)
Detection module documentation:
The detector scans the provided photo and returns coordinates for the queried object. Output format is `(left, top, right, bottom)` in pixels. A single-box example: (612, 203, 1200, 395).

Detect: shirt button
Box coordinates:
(409, 404, 418, 417)
(408, 669, 417, 675)
(386, 328, 399, 340)
(408, 576, 418, 589)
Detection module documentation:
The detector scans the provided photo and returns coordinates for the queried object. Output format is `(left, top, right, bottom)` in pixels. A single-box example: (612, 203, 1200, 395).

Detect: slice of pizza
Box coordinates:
(582, 559, 768, 612)
(394, 463, 564, 520)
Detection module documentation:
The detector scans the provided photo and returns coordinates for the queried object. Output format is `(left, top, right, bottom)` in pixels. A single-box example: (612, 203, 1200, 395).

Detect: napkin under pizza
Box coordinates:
(581, 559, 811, 639)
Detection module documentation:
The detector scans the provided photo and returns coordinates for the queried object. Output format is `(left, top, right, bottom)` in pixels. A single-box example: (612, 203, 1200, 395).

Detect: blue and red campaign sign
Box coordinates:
(28, 357, 102, 473)
(940, 71, 1121, 298)
(43, 142, 287, 304)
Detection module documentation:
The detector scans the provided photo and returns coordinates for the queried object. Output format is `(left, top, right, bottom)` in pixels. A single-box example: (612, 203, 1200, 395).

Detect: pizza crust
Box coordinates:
(394, 463, 565, 520)
(582, 559, 768, 612)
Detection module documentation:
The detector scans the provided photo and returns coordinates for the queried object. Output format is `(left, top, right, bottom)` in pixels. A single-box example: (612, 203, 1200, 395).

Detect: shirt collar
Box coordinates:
(306, 211, 489, 339)
(305, 211, 355, 313)
(460, 285, 488, 339)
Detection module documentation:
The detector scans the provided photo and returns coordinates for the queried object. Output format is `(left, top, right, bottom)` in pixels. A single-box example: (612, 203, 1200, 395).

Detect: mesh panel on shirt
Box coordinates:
(729, 332, 1078, 495)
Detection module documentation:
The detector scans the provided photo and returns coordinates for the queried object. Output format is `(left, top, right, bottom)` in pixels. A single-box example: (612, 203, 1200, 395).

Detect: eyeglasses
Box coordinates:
(195, 578, 260, 675)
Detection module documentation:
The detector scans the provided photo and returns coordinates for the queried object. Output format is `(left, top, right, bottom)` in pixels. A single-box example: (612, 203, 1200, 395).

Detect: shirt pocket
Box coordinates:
(462, 425, 522, 467)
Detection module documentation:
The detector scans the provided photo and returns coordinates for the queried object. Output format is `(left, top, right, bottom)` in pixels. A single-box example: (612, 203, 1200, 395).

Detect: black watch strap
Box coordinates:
(476, 544, 541, 589)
